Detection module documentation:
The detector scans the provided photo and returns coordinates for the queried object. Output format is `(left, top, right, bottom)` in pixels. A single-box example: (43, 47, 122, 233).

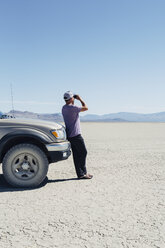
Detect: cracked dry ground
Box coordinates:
(0, 123, 165, 248)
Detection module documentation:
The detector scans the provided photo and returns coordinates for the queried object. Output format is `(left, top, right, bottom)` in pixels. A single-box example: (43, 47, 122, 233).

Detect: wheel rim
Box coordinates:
(11, 153, 39, 180)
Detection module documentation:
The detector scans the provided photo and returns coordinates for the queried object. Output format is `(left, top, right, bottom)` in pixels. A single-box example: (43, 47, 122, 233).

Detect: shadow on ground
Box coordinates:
(0, 174, 79, 192)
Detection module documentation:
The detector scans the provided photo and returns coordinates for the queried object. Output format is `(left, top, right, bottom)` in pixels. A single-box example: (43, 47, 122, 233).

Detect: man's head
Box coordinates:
(63, 91, 74, 104)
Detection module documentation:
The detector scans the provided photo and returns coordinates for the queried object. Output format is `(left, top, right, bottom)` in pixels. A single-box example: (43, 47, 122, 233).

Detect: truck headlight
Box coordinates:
(51, 128, 66, 141)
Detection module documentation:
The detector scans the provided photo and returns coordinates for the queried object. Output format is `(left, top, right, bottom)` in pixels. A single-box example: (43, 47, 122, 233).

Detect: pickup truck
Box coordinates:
(0, 119, 71, 188)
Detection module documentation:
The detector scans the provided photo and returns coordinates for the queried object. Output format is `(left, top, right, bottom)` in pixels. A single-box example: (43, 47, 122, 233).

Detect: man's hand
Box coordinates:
(74, 94, 81, 101)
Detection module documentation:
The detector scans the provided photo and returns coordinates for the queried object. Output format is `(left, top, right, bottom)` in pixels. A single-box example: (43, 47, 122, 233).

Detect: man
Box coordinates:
(62, 91, 93, 179)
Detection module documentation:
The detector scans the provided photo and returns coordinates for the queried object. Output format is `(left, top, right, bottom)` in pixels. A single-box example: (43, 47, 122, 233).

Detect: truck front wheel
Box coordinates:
(2, 143, 49, 188)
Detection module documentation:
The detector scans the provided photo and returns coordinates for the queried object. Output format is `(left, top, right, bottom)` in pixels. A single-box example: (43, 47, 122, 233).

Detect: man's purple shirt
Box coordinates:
(62, 104, 82, 138)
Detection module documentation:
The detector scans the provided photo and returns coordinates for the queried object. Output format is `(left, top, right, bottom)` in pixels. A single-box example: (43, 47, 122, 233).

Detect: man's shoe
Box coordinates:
(79, 174, 93, 179)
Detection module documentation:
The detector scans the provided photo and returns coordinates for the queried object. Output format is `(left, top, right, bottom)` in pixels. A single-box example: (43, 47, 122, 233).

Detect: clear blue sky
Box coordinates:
(0, 0, 165, 114)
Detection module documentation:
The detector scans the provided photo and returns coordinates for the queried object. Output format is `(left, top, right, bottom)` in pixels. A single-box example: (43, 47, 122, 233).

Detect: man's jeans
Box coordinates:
(68, 134, 87, 177)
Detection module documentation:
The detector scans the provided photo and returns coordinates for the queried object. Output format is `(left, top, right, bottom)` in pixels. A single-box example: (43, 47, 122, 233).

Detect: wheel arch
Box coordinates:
(0, 134, 51, 163)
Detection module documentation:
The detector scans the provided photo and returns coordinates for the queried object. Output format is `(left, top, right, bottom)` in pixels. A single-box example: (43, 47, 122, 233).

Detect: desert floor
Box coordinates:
(0, 123, 165, 248)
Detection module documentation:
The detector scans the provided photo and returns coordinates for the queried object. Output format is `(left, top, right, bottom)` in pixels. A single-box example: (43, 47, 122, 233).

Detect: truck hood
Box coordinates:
(0, 118, 63, 130)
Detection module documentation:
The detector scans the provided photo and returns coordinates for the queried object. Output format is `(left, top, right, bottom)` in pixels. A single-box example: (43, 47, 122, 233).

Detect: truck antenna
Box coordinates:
(10, 83, 15, 118)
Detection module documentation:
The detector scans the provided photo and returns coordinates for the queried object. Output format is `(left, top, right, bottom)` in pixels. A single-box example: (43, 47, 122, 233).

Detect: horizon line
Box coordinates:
(1, 109, 165, 116)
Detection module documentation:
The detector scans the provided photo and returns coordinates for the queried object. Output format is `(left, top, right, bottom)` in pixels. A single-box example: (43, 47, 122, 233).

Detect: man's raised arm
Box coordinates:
(75, 95, 88, 112)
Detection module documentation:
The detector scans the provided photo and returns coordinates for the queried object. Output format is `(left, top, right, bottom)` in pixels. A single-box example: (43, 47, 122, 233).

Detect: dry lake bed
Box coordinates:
(0, 123, 165, 248)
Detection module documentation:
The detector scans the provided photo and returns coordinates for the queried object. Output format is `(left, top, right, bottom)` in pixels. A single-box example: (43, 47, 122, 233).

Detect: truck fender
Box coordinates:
(0, 128, 53, 161)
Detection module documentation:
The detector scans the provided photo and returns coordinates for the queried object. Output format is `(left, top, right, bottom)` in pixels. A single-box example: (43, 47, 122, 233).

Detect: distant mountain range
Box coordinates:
(1, 110, 165, 122)
(81, 112, 165, 122)
(5, 110, 63, 122)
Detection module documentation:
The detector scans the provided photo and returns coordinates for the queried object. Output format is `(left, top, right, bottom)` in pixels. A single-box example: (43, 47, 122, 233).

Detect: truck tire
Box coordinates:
(2, 143, 49, 188)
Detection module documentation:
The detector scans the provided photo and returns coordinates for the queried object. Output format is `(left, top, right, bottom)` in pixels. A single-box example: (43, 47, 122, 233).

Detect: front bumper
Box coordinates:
(46, 141, 71, 163)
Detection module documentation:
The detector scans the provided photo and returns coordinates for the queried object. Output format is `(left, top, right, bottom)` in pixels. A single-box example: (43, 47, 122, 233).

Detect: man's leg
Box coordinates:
(77, 135, 87, 174)
(69, 135, 87, 178)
